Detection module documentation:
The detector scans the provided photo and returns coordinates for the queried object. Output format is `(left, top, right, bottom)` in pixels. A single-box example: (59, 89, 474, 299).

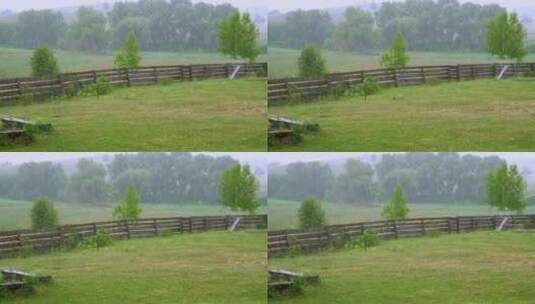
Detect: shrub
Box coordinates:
(380, 32, 409, 69)
(114, 32, 142, 69)
(359, 77, 379, 101)
(30, 198, 58, 230)
(79, 76, 112, 99)
(219, 164, 259, 215)
(92, 229, 113, 251)
(30, 45, 59, 78)
(524, 65, 535, 77)
(113, 184, 142, 220)
(64, 81, 80, 98)
(382, 184, 410, 220)
(297, 46, 326, 78)
(297, 198, 326, 229)
(356, 229, 379, 251)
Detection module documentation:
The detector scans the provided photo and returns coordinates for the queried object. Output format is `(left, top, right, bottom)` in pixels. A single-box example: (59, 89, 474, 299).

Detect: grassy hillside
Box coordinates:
(0, 46, 267, 79)
(2, 230, 266, 304)
(268, 47, 535, 78)
(269, 231, 535, 303)
(0, 198, 267, 231)
(268, 199, 535, 231)
(269, 78, 535, 152)
(0, 78, 266, 151)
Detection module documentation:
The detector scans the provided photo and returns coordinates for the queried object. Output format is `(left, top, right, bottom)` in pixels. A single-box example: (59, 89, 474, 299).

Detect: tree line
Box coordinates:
(0, 153, 262, 206)
(268, 153, 507, 205)
(269, 0, 508, 53)
(0, 0, 246, 52)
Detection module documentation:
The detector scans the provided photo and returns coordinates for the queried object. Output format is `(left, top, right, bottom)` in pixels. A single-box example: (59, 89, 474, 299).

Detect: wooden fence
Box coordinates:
(0, 62, 267, 104)
(268, 62, 535, 105)
(268, 214, 535, 258)
(0, 214, 267, 258)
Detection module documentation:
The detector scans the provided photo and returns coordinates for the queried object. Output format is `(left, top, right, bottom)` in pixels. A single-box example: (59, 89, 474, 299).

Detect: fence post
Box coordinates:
(456, 65, 461, 81)
(58, 74, 65, 94)
(153, 218, 158, 235)
(456, 217, 460, 233)
(393, 69, 399, 87)
(471, 217, 475, 231)
(92, 223, 97, 235)
(188, 66, 193, 81)
(393, 220, 398, 239)
(421, 219, 426, 235)
(153, 67, 158, 83)
(125, 220, 130, 239)
(421, 67, 426, 84)
(447, 218, 452, 234)
(125, 68, 131, 87)
(92, 70, 97, 83)
(471, 66, 475, 79)
(493, 64, 497, 78)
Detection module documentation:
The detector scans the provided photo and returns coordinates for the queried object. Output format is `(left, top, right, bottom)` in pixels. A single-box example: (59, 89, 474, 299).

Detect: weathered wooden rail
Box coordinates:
(268, 214, 535, 258)
(0, 62, 267, 104)
(268, 62, 535, 105)
(0, 214, 267, 258)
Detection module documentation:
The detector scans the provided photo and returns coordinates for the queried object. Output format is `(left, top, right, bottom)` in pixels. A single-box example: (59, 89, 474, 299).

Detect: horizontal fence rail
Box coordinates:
(0, 62, 267, 104)
(268, 62, 535, 105)
(267, 214, 535, 258)
(0, 214, 267, 258)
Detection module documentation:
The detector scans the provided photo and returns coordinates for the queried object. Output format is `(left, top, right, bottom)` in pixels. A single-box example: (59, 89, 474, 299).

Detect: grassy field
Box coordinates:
(268, 47, 535, 78)
(269, 231, 535, 303)
(268, 199, 535, 231)
(1, 230, 266, 304)
(0, 46, 267, 79)
(269, 78, 535, 152)
(0, 198, 268, 231)
(0, 78, 266, 151)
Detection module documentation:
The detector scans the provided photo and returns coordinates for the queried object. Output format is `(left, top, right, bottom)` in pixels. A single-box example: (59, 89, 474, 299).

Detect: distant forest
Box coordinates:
(269, 0, 508, 52)
(269, 153, 508, 205)
(0, 0, 250, 52)
(0, 153, 255, 205)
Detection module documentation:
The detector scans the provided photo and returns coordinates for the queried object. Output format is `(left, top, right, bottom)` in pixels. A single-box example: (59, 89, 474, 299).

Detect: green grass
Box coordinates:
(1, 230, 266, 304)
(0, 46, 267, 79)
(269, 78, 535, 152)
(268, 47, 535, 79)
(269, 230, 535, 303)
(0, 198, 267, 231)
(0, 78, 266, 151)
(268, 199, 535, 231)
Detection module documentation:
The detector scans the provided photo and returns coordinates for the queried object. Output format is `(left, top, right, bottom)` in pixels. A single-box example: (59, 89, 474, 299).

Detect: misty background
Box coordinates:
(0, 152, 267, 205)
(268, 152, 535, 205)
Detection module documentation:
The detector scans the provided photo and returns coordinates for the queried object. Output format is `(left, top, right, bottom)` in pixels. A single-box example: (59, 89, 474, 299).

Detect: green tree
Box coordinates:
(31, 198, 58, 229)
(218, 12, 260, 62)
(297, 198, 326, 229)
(30, 45, 59, 77)
(487, 12, 528, 62)
(382, 184, 410, 220)
(113, 184, 142, 220)
(485, 163, 527, 214)
(297, 46, 326, 78)
(65, 159, 112, 204)
(380, 32, 409, 69)
(114, 32, 142, 69)
(219, 164, 259, 214)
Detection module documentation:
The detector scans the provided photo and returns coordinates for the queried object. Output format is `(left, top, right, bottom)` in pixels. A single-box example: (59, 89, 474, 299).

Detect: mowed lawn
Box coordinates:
(269, 231, 535, 303)
(268, 47, 535, 78)
(0, 78, 266, 151)
(0, 46, 267, 79)
(268, 200, 535, 231)
(2, 230, 267, 304)
(0, 198, 268, 231)
(269, 78, 535, 152)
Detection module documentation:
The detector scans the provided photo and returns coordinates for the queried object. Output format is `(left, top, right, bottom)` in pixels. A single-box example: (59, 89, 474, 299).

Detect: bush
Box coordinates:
(359, 77, 379, 101)
(356, 229, 379, 251)
(524, 65, 535, 77)
(297, 198, 326, 229)
(114, 32, 142, 69)
(64, 81, 80, 98)
(30, 45, 59, 78)
(382, 184, 410, 220)
(297, 46, 326, 78)
(79, 77, 112, 99)
(30, 198, 58, 230)
(92, 229, 113, 251)
(113, 184, 142, 220)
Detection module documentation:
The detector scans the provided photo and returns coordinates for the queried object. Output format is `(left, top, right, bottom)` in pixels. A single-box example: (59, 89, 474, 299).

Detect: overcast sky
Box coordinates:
(0, 0, 528, 13)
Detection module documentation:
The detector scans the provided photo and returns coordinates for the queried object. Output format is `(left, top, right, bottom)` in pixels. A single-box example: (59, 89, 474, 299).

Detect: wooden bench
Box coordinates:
(268, 129, 295, 144)
(0, 281, 27, 292)
(2, 268, 52, 284)
(269, 116, 319, 132)
(0, 130, 32, 145)
(268, 269, 320, 297)
(2, 117, 52, 132)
